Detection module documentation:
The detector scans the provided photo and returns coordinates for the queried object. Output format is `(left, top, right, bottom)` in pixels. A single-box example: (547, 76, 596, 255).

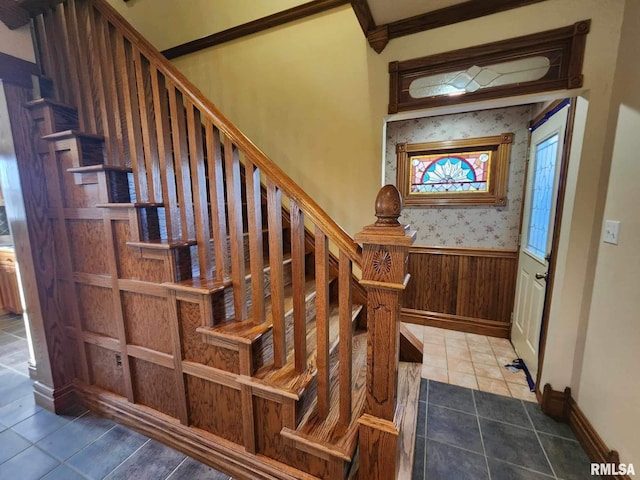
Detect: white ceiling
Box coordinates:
(367, 0, 469, 25)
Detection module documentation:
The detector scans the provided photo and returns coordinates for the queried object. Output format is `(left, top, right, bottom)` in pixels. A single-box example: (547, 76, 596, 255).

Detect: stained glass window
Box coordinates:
(395, 133, 513, 206)
(409, 151, 492, 194)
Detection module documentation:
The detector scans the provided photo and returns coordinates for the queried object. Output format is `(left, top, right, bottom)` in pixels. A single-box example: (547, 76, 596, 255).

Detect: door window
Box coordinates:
(526, 133, 559, 259)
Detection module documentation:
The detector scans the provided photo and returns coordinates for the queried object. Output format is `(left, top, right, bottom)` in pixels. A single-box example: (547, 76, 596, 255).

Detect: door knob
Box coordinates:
(535, 272, 548, 280)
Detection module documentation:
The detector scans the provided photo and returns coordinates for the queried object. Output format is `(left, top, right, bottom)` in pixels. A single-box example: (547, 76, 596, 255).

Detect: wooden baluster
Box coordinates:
(115, 33, 147, 201)
(246, 161, 265, 323)
(94, 11, 125, 164)
(290, 201, 306, 372)
(85, 5, 112, 159)
(186, 101, 213, 278)
(267, 180, 286, 367)
(355, 185, 416, 480)
(34, 14, 57, 98)
(42, 8, 68, 103)
(133, 48, 161, 199)
(206, 124, 228, 280)
(150, 68, 179, 239)
(315, 227, 330, 417)
(338, 251, 352, 427)
(67, 0, 96, 133)
(224, 139, 247, 320)
(57, 3, 86, 131)
(168, 84, 194, 239)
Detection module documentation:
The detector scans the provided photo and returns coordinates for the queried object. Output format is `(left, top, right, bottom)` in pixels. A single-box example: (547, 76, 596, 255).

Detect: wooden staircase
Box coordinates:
(21, 0, 419, 478)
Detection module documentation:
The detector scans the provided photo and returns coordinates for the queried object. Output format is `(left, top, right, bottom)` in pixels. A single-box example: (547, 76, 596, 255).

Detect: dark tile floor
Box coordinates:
(413, 379, 599, 480)
(2, 314, 598, 480)
(0, 314, 233, 480)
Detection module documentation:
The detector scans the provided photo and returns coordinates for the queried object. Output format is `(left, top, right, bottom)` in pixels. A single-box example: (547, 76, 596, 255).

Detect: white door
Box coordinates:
(511, 104, 569, 378)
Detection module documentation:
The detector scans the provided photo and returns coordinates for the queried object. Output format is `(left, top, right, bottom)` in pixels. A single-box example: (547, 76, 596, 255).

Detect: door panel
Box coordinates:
(511, 104, 569, 378)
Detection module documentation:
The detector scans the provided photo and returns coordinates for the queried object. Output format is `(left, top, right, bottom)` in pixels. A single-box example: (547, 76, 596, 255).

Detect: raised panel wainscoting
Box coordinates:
(402, 245, 517, 338)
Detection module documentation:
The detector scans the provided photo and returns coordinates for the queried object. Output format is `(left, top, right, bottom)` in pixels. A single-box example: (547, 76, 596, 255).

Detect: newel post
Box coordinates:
(355, 185, 415, 480)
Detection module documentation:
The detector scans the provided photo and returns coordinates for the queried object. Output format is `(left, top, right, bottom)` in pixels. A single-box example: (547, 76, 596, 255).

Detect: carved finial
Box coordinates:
(375, 185, 402, 226)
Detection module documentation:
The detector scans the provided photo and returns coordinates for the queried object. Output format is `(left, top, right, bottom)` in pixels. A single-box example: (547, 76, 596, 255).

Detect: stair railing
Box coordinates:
(32, 0, 363, 425)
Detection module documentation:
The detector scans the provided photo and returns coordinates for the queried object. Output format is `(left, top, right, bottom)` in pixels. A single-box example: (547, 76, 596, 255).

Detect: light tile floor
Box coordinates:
(404, 323, 538, 402)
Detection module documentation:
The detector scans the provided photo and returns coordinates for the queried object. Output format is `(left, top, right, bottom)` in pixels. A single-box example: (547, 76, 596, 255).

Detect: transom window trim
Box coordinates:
(396, 133, 513, 207)
(389, 20, 590, 113)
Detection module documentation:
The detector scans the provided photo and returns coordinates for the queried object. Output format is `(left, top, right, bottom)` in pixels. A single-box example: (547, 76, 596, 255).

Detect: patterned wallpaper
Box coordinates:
(385, 105, 534, 249)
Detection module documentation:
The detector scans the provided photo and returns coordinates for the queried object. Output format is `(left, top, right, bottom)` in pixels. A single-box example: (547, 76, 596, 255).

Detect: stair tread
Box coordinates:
(199, 277, 320, 346)
(281, 330, 368, 460)
(24, 97, 78, 111)
(97, 202, 164, 209)
(396, 362, 423, 480)
(165, 276, 231, 295)
(68, 164, 132, 173)
(247, 302, 363, 396)
(41, 129, 104, 141)
(126, 238, 197, 250)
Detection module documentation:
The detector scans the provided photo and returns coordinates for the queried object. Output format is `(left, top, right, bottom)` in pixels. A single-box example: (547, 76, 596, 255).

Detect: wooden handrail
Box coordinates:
(89, 0, 362, 266)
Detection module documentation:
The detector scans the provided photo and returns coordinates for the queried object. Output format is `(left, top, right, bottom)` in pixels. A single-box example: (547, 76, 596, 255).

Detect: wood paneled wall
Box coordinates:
(403, 245, 518, 338)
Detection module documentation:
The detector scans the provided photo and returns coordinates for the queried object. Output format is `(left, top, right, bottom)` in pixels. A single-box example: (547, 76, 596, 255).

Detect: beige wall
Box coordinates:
(105, 0, 634, 464)
(105, 0, 308, 51)
(0, 22, 35, 62)
(574, 0, 640, 466)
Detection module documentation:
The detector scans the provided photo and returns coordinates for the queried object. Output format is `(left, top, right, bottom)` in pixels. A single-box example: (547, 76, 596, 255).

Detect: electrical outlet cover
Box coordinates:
(603, 220, 620, 245)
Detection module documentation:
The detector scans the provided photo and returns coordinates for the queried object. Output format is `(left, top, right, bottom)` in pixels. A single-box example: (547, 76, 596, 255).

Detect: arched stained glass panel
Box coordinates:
(410, 151, 491, 193)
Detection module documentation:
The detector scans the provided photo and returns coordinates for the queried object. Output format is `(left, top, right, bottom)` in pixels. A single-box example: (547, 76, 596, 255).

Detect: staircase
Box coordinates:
(21, 0, 418, 478)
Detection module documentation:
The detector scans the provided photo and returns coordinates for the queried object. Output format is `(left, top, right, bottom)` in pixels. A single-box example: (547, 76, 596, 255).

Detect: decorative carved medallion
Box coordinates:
(373, 249, 392, 275)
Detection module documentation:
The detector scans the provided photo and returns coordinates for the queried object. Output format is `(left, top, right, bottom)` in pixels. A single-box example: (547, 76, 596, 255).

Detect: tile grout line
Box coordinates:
(164, 455, 188, 479)
(471, 389, 492, 480)
(422, 379, 430, 480)
(523, 399, 559, 480)
(102, 438, 151, 478)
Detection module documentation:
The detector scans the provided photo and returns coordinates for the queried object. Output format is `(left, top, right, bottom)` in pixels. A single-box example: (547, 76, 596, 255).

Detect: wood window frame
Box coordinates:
(388, 20, 590, 113)
(396, 133, 513, 207)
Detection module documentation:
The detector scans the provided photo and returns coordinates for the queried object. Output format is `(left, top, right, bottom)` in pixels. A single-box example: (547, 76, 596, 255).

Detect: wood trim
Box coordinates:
(402, 308, 511, 338)
(77, 384, 319, 480)
(535, 98, 576, 393)
(0, 52, 39, 89)
(349, 0, 375, 36)
(397, 133, 513, 207)
(161, 0, 350, 60)
(410, 245, 517, 258)
(388, 20, 590, 113)
(0, 2, 31, 29)
(541, 385, 630, 480)
(385, 0, 548, 44)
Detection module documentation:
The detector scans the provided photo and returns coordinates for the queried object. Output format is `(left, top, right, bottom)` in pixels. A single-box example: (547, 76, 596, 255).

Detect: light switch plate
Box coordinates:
(603, 220, 620, 245)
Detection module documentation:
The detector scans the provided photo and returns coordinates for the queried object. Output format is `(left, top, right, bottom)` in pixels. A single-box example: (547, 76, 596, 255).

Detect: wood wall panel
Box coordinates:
(404, 246, 517, 336)
(113, 220, 166, 282)
(185, 375, 243, 444)
(59, 151, 102, 208)
(178, 301, 239, 372)
(77, 283, 117, 338)
(122, 291, 172, 354)
(67, 219, 109, 274)
(86, 343, 125, 396)
(406, 252, 458, 314)
(130, 357, 179, 419)
(253, 396, 334, 478)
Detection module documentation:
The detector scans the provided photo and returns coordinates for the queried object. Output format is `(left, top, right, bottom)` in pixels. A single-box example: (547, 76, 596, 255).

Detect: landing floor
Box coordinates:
(412, 379, 598, 480)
